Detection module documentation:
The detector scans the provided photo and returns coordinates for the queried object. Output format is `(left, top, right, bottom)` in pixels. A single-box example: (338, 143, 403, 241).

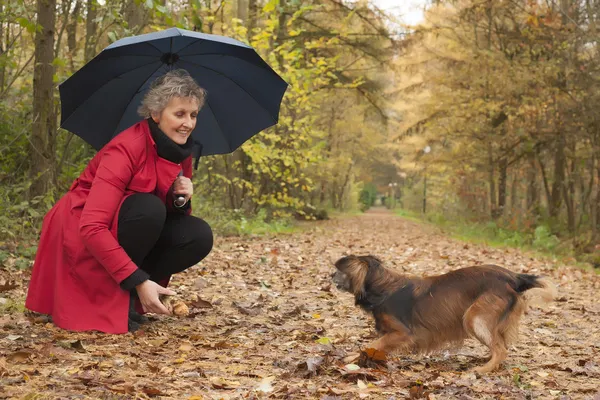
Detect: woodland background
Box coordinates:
(2, 0, 600, 267)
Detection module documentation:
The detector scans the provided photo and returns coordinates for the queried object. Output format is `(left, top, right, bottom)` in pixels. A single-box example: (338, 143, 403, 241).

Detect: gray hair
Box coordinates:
(138, 69, 207, 118)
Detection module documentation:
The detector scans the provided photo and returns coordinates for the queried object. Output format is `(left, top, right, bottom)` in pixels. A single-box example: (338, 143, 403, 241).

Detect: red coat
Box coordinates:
(26, 120, 193, 334)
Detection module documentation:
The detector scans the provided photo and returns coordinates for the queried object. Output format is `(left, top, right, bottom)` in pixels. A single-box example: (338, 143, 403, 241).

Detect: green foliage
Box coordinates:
(532, 225, 560, 252)
(394, 208, 574, 259)
(359, 183, 378, 211)
(192, 197, 295, 236)
(0, 0, 396, 255)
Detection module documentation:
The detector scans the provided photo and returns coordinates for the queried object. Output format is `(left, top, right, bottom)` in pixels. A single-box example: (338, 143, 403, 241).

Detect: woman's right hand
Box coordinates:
(135, 280, 176, 315)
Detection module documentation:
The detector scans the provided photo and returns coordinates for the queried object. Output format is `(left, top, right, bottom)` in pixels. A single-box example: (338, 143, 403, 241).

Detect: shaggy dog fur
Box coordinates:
(332, 255, 557, 373)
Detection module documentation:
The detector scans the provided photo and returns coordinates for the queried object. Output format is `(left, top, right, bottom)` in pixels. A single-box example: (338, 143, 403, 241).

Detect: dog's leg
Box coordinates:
(369, 331, 412, 353)
(463, 293, 513, 373)
(369, 314, 413, 353)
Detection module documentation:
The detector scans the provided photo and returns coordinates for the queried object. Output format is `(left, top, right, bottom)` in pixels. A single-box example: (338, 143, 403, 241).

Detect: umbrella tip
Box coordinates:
(161, 52, 180, 66)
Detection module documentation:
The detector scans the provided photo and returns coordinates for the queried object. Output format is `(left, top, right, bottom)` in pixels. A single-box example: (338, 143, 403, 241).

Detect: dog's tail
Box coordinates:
(515, 273, 557, 307)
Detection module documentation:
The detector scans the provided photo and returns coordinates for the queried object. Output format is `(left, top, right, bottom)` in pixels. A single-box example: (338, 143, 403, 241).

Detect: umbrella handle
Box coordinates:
(173, 171, 187, 208)
(174, 196, 187, 208)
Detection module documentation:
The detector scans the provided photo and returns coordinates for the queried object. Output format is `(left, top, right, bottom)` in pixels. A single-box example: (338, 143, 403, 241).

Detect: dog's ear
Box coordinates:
(334, 255, 369, 296)
(358, 255, 383, 270)
(335, 255, 359, 272)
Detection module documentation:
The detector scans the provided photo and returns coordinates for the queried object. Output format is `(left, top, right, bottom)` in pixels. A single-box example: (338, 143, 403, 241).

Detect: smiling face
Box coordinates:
(152, 96, 199, 145)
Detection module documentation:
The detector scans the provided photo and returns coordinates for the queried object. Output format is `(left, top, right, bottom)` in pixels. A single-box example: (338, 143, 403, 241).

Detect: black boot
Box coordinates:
(128, 318, 140, 332)
(129, 292, 149, 324)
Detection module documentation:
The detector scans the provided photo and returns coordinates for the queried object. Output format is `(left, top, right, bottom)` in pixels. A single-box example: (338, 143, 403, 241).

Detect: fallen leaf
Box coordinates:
(233, 301, 260, 316)
(0, 280, 17, 293)
(179, 343, 193, 352)
(70, 340, 87, 353)
(142, 387, 165, 396)
(256, 376, 275, 393)
(209, 376, 240, 389)
(358, 347, 387, 369)
(191, 298, 213, 308)
(148, 338, 169, 347)
(315, 337, 331, 345)
(182, 371, 205, 378)
(7, 351, 33, 363)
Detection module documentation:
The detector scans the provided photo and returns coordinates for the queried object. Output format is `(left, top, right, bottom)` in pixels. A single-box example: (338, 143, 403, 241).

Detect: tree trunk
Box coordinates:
(123, 0, 147, 34)
(563, 147, 576, 232)
(550, 133, 566, 218)
(594, 161, 600, 236)
(487, 142, 497, 218)
(510, 170, 518, 216)
(0, 3, 4, 92)
(84, 0, 97, 62)
(495, 156, 507, 219)
(526, 153, 539, 214)
(248, 0, 258, 33)
(30, 0, 57, 199)
(237, 0, 248, 22)
(67, 0, 80, 54)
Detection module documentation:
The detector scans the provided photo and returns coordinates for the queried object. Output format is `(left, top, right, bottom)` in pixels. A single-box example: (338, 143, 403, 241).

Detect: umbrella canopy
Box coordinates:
(59, 27, 288, 156)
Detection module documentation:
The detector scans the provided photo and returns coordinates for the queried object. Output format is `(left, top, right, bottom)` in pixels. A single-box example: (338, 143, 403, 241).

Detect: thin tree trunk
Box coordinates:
(488, 142, 497, 218)
(510, 170, 518, 217)
(550, 133, 566, 218)
(84, 0, 97, 62)
(67, 0, 80, 70)
(0, 3, 4, 92)
(526, 152, 539, 215)
(30, 0, 57, 198)
(495, 156, 507, 219)
(248, 0, 258, 33)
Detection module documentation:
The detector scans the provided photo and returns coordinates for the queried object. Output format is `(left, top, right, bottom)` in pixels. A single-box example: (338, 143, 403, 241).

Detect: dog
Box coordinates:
(332, 255, 557, 373)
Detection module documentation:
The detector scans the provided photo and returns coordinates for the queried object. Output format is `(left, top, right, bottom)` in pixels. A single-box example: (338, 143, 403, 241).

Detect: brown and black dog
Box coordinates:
(332, 255, 556, 373)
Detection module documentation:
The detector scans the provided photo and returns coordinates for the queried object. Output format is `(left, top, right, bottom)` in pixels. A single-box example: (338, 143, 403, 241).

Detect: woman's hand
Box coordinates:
(173, 176, 193, 203)
(135, 280, 176, 315)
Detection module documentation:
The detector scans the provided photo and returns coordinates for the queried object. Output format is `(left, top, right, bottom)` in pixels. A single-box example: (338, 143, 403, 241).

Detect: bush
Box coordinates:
(359, 183, 378, 211)
(532, 225, 560, 252)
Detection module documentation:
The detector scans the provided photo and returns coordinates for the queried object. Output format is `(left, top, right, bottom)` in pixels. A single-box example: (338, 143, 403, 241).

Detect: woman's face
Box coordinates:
(152, 96, 199, 145)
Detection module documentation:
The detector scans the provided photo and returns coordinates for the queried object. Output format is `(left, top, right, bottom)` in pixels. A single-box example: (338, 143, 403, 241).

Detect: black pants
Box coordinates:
(117, 193, 213, 282)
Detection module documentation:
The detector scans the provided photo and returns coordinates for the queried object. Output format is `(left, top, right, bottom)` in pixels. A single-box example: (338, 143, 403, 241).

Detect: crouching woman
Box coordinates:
(26, 69, 213, 333)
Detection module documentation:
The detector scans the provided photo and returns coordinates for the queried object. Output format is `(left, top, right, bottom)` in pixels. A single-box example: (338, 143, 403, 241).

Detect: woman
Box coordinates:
(25, 69, 213, 334)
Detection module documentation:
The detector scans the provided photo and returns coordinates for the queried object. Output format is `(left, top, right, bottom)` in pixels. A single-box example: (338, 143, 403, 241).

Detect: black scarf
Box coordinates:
(147, 118, 194, 164)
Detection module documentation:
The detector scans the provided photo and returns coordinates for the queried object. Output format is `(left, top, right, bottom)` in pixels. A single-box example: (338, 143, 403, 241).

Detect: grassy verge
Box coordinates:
(393, 208, 598, 273)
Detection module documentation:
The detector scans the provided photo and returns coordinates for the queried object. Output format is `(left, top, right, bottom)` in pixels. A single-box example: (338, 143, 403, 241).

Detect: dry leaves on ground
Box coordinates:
(1, 208, 599, 399)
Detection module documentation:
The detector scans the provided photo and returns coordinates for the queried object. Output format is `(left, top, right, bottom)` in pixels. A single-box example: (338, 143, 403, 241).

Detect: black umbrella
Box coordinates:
(59, 27, 288, 157)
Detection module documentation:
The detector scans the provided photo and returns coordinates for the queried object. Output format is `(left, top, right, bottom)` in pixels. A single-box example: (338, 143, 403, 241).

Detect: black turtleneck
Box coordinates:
(147, 118, 193, 163)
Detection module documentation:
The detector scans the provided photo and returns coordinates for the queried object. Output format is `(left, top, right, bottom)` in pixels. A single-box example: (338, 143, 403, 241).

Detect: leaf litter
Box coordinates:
(0, 209, 599, 399)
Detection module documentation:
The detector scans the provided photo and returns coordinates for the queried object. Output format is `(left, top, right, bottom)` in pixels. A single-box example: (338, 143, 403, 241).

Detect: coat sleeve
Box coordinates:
(78, 141, 140, 285)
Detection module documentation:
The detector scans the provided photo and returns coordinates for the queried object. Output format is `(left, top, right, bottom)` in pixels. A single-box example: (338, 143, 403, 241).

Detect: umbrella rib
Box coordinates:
(61, 61, 163, 129)
(144, 40, 164, 55)
(179, 59, 278, 123)
(112, 62, 166, 136)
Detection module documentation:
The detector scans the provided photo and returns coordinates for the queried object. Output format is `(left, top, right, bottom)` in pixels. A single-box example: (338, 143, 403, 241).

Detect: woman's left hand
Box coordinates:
(173, 176, 193, 202)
